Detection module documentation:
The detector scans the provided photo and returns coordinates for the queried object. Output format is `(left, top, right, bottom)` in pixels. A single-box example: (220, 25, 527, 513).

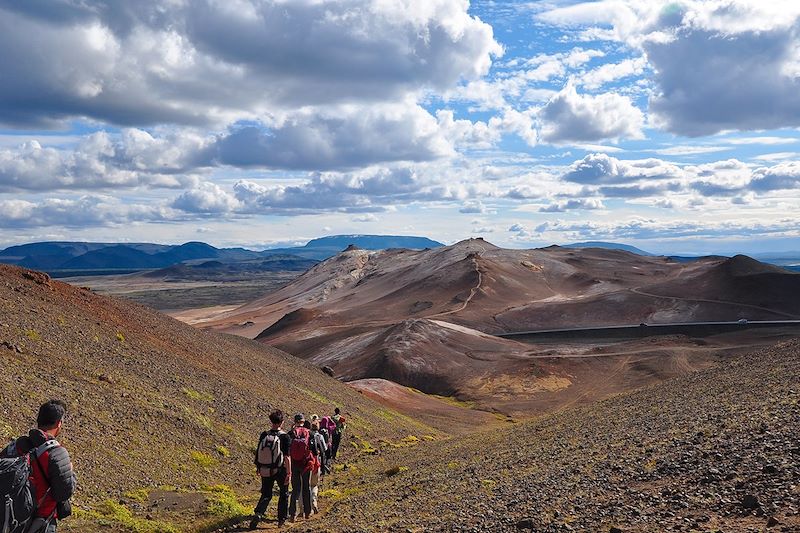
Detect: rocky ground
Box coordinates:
(280, 339, 800, 532)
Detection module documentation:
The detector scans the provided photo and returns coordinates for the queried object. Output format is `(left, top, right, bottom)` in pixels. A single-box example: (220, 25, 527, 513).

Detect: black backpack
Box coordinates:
(1, 439, 57, 533)
(1, 455, 35, 533)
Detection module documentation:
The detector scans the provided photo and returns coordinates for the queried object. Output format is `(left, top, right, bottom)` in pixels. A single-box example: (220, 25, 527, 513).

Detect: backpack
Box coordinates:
(256, 431, 284, 477)
(289, 427, 312, 464)
(333, 414, 345, 436)
(1, 439, 58, 533)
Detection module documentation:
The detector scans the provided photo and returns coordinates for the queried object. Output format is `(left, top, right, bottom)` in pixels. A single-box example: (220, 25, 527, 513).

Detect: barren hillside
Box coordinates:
(200, 240, 800, 414)
(0, 265, 431, 532)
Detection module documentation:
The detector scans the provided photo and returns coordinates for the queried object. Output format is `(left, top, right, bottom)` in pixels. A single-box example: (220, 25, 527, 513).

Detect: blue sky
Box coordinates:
(0, 0, 799, 255)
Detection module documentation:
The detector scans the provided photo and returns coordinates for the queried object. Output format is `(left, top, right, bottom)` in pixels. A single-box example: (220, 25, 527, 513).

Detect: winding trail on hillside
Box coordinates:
(629, 287, 800, 319)
(429, 255, 483, 318)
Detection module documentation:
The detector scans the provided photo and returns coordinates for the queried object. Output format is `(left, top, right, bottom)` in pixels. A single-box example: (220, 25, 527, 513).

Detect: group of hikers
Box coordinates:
(0, 400, 346, 532)
(251, 407, 347, 529)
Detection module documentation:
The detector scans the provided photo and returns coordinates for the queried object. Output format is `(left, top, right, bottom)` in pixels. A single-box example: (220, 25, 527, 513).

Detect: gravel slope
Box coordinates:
(295, 339, 800, 532)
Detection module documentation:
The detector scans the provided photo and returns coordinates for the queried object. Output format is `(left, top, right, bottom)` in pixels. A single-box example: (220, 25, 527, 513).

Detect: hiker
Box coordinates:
(251, 410, 291, 529)
(330, 408, 347, 460)
(308, 417, 329, 514)
(1, 400, 76, 533)
(319, 416, 335, 460)
(287, 414, 316, 522)
(314, 416, 332, 469)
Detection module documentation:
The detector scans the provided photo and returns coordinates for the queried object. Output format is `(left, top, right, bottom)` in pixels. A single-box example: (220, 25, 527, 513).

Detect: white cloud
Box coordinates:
(540, 1, 800, 136)
(205, 103, 455, 171)
(725, 136, 799, 145)
(533, 216, 800, 242)
(171, 182, 241, 214)
(562, 153, 683, 185)
(352, 214, 379, 223)
(539, 84, 645, 143)
(471, 226, 494, 234)
(0, 195, 169, 228)
(539, 198, 604, 212)
(752, 152, 800, 162)
(579, 56, 647, 90)
(459, 200, 489, 214)
(558, 153, 800, 201)
(0, 1, 501, 128)
(0, 131, 206, 192)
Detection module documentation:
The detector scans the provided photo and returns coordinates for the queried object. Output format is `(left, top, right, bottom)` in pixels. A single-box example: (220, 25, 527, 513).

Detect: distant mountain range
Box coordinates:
(261, 235, 444, 260)
(0, 235, 445, 275)
(2, 236, 797, 276)
(563, 241, 654, 256)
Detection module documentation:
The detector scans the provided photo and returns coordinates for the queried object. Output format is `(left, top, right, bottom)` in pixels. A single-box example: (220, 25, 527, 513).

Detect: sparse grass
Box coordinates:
(215, 445, 230, 458)
(203, 485, 249, 519)
(77, 500, 179, 533)
(400, 435, 419, 444)
(190, 450, 218, 468)
(116, 332, 125, 343)
(319, 488, 343, 499)
(480, 479, 497, 493)
(296, 387, 330, 404)
(431, 394, 477, 409)
(319, 487, 360, 500)
(0, 422, 13, 441)
(385, 465, 409, 477)
(182, 387, 215, 402)
(24, 329, 40, 341)
(123, 488, 150, 504)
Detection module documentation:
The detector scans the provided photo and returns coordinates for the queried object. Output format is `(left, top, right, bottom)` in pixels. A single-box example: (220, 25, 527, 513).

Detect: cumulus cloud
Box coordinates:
(204, 104, 454, 171)
(557, 153, 800, 202)
(0, 0, 501, 128)
(459, 200, 489, 214)
(352, 214, 379, 223)
(539, 198, 604, 212)
(0, 195, 169, 228)
(562, 153, 682, 185)
(539, 84, 644, 143)
(579, 56, 648, 90)
(0, 130, 205, 192)
(171, 182, 241, 214)
(533, 217, 800, 241)
(540, 1, 800, 136)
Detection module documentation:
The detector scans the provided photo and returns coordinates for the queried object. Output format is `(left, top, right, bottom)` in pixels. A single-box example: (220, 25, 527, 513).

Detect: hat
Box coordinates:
(310, 414, 320, 422)
(294, 413, 305, 423)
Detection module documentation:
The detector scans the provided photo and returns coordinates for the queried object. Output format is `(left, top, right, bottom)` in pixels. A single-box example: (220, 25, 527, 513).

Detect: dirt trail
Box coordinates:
(430, 255, 483, 318)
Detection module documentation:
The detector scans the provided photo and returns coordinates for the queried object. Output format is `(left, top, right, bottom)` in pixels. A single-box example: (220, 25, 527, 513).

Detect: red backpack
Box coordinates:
(289, 427, 312, 464)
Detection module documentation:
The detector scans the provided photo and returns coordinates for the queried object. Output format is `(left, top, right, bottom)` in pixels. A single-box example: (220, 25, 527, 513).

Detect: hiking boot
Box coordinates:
(304, 513, 311, 519)
(248, 514, 262, 530)
(277, 520, 285, 528)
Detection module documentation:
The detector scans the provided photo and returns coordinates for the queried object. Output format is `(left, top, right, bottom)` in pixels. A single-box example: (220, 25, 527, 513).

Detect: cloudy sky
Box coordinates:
(1, 0, 799, 255)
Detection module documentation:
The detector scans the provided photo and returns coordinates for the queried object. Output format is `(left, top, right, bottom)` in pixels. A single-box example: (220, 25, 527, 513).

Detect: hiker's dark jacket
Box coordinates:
(2, 429, 76, 518)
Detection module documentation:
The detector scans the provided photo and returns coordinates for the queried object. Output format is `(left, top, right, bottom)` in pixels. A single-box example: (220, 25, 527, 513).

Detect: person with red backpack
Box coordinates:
(1, 400, 76, 533)
(286, 414, 316, 522)
(250, 410, 291, 530)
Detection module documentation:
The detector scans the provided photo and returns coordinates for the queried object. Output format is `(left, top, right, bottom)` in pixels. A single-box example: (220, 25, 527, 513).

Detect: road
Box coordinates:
(499, 320, 800, 341)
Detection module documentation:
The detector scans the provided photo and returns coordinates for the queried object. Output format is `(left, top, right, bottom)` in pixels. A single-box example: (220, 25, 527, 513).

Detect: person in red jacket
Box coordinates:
(2, 400, 76, 533)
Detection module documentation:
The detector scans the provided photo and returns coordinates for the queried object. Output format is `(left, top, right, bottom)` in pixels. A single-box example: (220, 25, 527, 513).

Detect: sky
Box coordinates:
(1, 0, 799, 255)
